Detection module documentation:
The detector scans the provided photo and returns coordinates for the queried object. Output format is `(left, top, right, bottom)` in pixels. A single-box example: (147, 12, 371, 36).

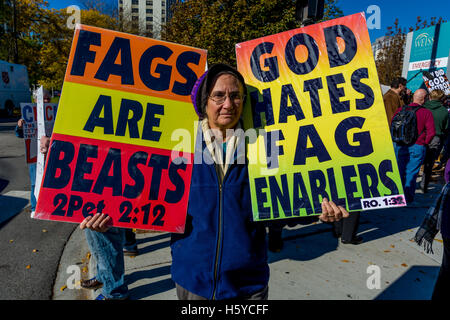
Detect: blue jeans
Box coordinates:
(28, 163, 36, 211)
(84, 228, 128, 299)
(394, 143, 426, 203)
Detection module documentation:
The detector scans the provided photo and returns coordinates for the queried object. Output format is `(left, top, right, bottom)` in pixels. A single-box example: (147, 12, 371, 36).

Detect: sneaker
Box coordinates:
(95, 293, 107, 300)
(95, 293, 129, 300)
(341, 236, 363, 245)
(81, 277, 103, 290)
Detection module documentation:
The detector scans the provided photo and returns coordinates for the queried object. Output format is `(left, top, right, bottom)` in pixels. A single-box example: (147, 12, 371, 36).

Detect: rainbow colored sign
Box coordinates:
(34, 25, 207, 232)
(235, 13, 405, 221)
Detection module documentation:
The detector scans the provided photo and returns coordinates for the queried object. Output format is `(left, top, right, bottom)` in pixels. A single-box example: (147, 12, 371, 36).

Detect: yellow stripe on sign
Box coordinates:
(53, 81, 198, 153)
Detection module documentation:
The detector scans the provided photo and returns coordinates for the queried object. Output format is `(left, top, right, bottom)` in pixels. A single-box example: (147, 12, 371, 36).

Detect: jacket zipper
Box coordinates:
(212, 170, 224, 300)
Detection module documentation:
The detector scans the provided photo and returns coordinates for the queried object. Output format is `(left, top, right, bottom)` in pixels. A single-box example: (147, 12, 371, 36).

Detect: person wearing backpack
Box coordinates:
(391, 89, 436, 204)
(383, 77, 407, 123)
(420, 89, 449, 193)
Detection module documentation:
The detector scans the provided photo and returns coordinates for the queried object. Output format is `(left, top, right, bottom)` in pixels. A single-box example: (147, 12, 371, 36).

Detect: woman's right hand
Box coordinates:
(80, 213, 112, 233)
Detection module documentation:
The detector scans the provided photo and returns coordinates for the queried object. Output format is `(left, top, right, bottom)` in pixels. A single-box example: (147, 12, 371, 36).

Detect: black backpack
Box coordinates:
(390, 105, 422, 145)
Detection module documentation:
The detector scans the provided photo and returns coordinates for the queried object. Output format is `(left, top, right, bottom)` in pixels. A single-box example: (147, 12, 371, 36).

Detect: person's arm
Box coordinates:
(390, 105, 401, 125)
(15, 119, 25, 138)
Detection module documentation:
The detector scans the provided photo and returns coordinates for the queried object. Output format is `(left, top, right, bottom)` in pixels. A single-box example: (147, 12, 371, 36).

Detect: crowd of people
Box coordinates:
(384, 77, 449, 300)
(18, 67, 450, 301)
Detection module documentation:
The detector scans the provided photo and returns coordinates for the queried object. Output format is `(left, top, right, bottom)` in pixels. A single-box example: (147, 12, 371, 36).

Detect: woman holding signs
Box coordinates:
(81, 63, 350, 300)
(170, 63, 350, 300)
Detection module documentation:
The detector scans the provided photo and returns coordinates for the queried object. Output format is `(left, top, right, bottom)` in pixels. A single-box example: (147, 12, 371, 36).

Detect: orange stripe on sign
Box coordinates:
(65, 24, 207, 103)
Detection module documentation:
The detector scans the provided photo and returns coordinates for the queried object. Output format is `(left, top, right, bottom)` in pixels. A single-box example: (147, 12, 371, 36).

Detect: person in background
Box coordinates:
(420, 89, 449, 193)
(383, 77, 407, 123)
(436, 95, 450, 170)
(392, 89, 435, 203)
(15, 90, 52, 212)
(401, 88, 413, 105)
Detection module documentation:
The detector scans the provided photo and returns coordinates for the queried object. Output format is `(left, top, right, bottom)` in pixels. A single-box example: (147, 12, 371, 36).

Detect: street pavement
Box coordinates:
(52, 170, 446, 301)
(0, 119, 77, 300)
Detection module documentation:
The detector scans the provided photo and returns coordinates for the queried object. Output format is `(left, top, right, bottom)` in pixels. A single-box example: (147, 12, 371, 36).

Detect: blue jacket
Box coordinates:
(170, 128, 269, 300)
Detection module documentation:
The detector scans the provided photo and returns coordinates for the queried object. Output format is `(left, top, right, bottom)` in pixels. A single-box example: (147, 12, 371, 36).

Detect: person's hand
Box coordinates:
(318, 198, 349, 223)
(40, 136, 50, 154)
(17, 119, 25, 128)
(80, 213, 113, 233)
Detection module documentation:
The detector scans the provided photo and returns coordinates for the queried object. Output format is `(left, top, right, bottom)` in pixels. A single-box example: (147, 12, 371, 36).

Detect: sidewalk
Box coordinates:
(53, 172, 446, 300)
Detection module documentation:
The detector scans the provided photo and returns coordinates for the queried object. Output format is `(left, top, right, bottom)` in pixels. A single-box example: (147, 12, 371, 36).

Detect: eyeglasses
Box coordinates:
(209, 92, 245, 105)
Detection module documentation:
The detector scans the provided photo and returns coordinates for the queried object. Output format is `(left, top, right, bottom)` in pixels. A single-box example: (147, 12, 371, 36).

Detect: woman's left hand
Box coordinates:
(318, 198, 349, 223)
(80, 213, 112, 233)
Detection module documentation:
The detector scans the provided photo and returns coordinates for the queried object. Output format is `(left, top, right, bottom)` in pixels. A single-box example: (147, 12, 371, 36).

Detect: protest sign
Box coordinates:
(20, 102, 58, 164)
(34, 25, 207, 233)
(235, 13, 405, 222)
(423, 69, 450, 95)
(34, 87, 45, 205)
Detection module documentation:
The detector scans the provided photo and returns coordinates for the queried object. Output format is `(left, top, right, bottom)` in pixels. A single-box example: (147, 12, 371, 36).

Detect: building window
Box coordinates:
(146, 16, 153, 21)
(146, 24, 153, 30)
(146, 9, 153, 13)
(132, 16, 139, 21)
(132, 0, 139, 4)
(162, 1, 165, 5)
(161, 17, 165, 23)
(162, 9, 165, 14)
(132, 8, 139, 13)
(146, 1, 152, 5)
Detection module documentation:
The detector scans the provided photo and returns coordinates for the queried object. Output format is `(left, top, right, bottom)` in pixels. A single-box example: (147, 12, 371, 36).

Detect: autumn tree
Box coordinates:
(0, 0, 135, 90)
(163, 0, 344, 66)
(38, 8, 122, 89)
(375, 16, 447, 85)
(0, 0, 52, 85)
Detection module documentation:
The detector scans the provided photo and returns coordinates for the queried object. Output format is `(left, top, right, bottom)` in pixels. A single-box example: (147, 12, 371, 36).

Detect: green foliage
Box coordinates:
(163, 0, 344, 67)
(0, 0, 135, 90)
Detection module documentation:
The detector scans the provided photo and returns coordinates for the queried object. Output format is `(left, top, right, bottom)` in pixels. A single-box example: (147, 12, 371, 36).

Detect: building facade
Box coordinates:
(118, 0, 176, 39)
(371, 36, 393, 60)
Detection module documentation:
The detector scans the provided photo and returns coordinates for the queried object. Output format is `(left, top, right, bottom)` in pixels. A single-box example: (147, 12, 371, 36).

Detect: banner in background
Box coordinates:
(236, 13, 405, 222)
(20, 102, 58, 164)
(402, 21, 450, 93)
(423, 69, 450, 95)
(34, 25, 207, 233)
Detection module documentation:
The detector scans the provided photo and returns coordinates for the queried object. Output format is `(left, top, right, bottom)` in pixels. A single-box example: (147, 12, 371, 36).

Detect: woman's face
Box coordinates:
(206, 74, 244, 131)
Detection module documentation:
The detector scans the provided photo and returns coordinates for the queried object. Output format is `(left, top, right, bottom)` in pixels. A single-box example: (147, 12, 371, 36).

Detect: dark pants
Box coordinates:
(440, 134, 450, 164)
(421, 136, 443, 192)
(124, 229, 137, 251)
(432, 236, 450, 300)
(333, 211, 360, 242)
(175, 283, 268, 300)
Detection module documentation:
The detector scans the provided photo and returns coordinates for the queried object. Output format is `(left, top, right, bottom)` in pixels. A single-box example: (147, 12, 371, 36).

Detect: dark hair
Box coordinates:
(390, 77, 407, 89)
(190, 63, 247, 119)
